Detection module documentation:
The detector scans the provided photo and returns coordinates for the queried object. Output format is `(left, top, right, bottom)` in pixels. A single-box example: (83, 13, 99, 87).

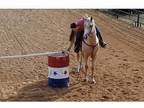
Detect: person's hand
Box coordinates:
(67, 47, 71, 52)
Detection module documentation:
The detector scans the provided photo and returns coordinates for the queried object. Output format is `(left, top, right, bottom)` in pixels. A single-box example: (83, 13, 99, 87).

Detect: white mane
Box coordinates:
(83, 16, 99, 45)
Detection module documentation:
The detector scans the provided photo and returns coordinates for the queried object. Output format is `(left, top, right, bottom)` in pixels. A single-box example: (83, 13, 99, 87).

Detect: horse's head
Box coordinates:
(83, 16, 95, 39)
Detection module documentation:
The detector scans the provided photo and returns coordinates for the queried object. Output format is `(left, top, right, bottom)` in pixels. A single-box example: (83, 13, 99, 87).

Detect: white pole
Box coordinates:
(0, 51, 61, 59)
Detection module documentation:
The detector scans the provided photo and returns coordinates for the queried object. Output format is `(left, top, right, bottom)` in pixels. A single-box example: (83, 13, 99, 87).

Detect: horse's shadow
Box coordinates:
(8, 78, 81, 101)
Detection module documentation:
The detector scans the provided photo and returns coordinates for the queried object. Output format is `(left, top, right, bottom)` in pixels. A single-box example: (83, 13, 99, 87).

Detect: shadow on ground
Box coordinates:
(7, 75, 82, 101)
(7, 80, 73, 101)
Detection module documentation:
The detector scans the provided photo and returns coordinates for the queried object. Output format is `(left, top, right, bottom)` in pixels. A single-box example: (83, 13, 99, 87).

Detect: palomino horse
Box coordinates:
(67, 16, 99, 84)
(80, 16, 99, 84)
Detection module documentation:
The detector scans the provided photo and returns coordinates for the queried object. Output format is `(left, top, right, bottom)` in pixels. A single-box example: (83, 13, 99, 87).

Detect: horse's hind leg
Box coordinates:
(76, 52, 81, 72)
(76, 52, 83, 81)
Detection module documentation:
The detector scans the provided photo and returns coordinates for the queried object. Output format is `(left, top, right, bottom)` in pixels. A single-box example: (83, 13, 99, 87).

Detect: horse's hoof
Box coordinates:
(77, 77, 81, 81)
(89, 81, 96, 84)
(82, 78, 88, 82)
(82, 79, 87, 82)
(92, 80, 96, 84)
(89, 79, 96, 84)
(77, 65, 80, 73)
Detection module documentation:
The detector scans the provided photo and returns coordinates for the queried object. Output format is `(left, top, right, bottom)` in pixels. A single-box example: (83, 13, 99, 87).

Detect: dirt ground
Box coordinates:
(0, 9, 144, 101)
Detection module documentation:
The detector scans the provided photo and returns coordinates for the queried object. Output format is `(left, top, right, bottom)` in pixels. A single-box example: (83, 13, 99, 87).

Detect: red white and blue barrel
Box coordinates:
(48, 52, 69, 88)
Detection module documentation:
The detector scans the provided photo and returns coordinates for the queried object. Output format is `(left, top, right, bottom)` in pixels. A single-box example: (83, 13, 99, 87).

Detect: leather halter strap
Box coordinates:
(82, 39, 98, 48)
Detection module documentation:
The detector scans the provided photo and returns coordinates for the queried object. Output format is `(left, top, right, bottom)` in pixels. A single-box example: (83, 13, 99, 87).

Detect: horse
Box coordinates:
(80, 16, 99, 84)
(67, 16, 99, 84)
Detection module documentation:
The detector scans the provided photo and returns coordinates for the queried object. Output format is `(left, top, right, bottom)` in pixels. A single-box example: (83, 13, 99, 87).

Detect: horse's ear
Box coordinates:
(90, 16, 93, 21)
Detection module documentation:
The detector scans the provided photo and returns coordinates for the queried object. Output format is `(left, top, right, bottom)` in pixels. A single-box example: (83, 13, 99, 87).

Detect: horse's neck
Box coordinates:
(86, 31, 98, 45)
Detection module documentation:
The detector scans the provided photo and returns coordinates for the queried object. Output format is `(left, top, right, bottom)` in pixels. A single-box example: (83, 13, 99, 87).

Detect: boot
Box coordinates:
(101, 42, 107, 48)
(96, 27, 107, 48)
(99, 40, 107, 48)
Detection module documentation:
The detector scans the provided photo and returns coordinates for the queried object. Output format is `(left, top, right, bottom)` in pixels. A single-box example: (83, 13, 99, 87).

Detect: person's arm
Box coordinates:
(67, 30, 75, 51)
(67, 41, 73, 51)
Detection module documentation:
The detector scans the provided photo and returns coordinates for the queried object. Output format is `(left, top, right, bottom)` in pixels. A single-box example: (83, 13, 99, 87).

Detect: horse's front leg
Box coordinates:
(83, 55, 89, 82)
(90, 49, 97, 84)
(90, 57, 96, 84)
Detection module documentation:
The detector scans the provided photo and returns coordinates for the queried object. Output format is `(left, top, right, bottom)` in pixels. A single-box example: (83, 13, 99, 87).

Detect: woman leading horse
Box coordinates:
(67, 15, 106, 83)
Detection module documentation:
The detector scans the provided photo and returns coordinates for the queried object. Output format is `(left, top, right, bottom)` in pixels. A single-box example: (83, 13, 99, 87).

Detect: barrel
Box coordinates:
(48, 52, 69, 88)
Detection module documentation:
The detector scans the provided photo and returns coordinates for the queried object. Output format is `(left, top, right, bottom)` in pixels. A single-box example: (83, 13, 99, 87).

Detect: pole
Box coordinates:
(0, 51, 60, 59)
(137, 14, 140, 27)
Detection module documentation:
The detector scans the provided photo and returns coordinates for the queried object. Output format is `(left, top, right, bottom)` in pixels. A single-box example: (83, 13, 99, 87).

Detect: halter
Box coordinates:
(83, 24, 98, 48)
(82, 38, 98, 48)
(84, 24, 93, 39)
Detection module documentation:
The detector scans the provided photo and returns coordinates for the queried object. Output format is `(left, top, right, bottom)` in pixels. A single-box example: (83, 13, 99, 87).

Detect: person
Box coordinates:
(67, 16, 107, 53)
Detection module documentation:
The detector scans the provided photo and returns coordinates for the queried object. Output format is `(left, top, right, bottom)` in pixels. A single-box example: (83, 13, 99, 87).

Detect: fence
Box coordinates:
(100, 9, 144, 28)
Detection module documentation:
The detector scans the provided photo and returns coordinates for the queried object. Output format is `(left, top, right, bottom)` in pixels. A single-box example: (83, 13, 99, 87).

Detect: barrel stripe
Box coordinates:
(48, 53, 69, 67)
(48, 66, 69, 79)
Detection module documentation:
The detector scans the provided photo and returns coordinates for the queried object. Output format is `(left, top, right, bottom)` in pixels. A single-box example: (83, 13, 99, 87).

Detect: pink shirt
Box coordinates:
(76, 18, 84, 32)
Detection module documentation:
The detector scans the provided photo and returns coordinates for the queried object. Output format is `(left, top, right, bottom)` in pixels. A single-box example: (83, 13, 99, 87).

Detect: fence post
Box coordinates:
(136, 14, 140, 27)
(134, 21, 136, 27)
(116, 15, 119, 20)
